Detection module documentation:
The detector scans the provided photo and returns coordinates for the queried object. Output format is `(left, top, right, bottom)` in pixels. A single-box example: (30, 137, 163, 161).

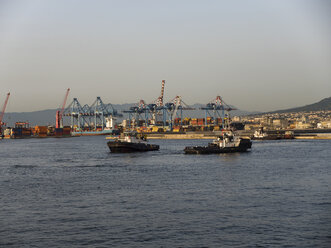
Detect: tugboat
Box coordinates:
(253, 127, 269, 140)
(284, 131, 295, 139)
(184, 130, 252, 154)
(107, 132, 159, 153)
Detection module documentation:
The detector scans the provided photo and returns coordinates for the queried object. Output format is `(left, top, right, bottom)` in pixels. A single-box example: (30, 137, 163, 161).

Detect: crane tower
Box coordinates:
(0, 92, 10, 135)
(56, 88, 70, 128)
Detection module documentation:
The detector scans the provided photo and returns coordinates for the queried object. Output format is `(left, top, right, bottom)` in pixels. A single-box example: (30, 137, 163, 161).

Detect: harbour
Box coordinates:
(1, 1, 331, 247)
(2, 84, 331, 140)
(1, 136, 330, 247)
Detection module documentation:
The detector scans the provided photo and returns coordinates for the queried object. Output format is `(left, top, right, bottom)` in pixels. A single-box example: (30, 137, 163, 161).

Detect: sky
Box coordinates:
(0, 0, 330, 112)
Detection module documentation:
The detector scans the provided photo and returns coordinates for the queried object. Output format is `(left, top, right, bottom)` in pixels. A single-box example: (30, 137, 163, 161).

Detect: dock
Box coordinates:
(294, 133, 331, 140)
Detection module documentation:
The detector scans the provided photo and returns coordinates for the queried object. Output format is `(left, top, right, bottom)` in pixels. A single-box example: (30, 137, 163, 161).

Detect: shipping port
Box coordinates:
(1, 81, 238, 139)
(110, 80, 242, 140)
(120, 81, 237, 136)
(2, 81, 331, 140)
(62, 96, 122, 136)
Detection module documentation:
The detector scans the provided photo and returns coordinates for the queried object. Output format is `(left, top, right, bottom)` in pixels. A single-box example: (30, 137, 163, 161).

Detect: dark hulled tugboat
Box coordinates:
(184, 130, 252, 154)
(107, 132, 159, 153)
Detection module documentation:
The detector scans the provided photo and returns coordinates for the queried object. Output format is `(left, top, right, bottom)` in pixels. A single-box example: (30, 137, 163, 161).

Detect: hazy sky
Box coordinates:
(0, 0, 330, 112)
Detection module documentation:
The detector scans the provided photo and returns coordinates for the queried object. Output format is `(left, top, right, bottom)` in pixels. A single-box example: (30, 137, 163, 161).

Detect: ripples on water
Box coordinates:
(0, 137, 330, 247)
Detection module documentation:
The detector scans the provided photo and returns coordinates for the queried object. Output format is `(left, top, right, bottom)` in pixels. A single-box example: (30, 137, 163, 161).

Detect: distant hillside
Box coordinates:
(189, 104, 254, 117)
(273, 97, 331, 113)
(3, 109, 58, 127)
(3, 103, 253, 127)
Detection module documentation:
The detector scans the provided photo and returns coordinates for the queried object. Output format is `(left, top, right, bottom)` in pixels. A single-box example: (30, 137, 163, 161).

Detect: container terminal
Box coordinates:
(1, 81, 331, 140)
(1, 81, 237, 139)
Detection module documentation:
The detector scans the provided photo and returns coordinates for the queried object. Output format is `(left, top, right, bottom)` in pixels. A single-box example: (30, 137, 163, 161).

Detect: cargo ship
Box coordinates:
(2, 123, 72, 139)
(71, 116, 120, 136)
(4, 122, 33, 139)
(71, 129, 115, 136)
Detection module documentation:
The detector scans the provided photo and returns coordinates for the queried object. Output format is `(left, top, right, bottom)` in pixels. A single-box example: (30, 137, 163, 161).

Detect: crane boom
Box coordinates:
(60, 88, 70, 116)
(156, 80, 165, 106)
(0, 92, 10, 125)
(172, 96, 181, 121)
(56, 88, 70, 128)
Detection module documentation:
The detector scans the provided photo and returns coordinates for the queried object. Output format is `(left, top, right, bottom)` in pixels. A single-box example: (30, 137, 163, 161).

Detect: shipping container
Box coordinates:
(213, 126, 220, 131)
(55, 128, 63, 136)
(4, 129, 11, 136)
(35, 126, 48, 134)
(173, 126, 181, 132)
(151, 126, 159, 132)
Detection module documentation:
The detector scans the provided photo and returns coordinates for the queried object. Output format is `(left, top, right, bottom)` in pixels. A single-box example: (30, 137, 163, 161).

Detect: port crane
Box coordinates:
(89, 97, 122, 129)
(124, 80, 167, 129)
(0, 92, 10, 135)
(124, 100, 150, 128)
(150, 80, 167, 126)
(63, 97, 122, 131)
(124, 81, 196, 130)
(165, 96, 195, 129)
(201, 95, 236, 129)
(56, 88, 70, 128)
(156, 80, 165, 107)
(63, 98, 91, 130)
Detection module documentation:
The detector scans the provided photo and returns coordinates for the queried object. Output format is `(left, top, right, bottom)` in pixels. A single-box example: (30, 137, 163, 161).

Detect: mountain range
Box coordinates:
(271, 97, 331, 113)
(2, 97, 330, 126)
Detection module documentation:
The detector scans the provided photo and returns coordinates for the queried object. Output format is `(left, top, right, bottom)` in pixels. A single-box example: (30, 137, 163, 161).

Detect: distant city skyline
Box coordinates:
(1, 0, 330, 112)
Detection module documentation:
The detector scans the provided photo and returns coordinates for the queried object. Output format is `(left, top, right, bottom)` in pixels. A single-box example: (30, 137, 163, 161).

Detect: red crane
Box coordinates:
(0, 92, 10, 134)
(156, 80, 165, 106)
(56, 88, 70, 128)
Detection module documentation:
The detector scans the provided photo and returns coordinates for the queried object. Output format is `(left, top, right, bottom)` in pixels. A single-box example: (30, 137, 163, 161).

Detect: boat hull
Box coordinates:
(107, 141, 159, 153)
(72, 129, 114, 136)
(184, 138, 252, 154)
(252, 136, 281, 140)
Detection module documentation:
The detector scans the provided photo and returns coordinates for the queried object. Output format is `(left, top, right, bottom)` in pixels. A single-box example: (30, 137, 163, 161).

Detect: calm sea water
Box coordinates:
(0, 136, 330, 247)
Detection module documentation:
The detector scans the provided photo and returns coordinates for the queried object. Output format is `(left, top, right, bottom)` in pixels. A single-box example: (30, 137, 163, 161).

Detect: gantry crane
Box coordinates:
(56, 88, 70, 128)
(63, 96, 122, 131)
(165, 96, 195, 129)
(124, 80, 196, 129)
(63, 97, 91, 130)
(89, 96, 122, 129)
(150, 80, 167, 126)
(200, 95, 236, 129)
(123, 99, 150, 128)
(0, 92, 10, 135)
